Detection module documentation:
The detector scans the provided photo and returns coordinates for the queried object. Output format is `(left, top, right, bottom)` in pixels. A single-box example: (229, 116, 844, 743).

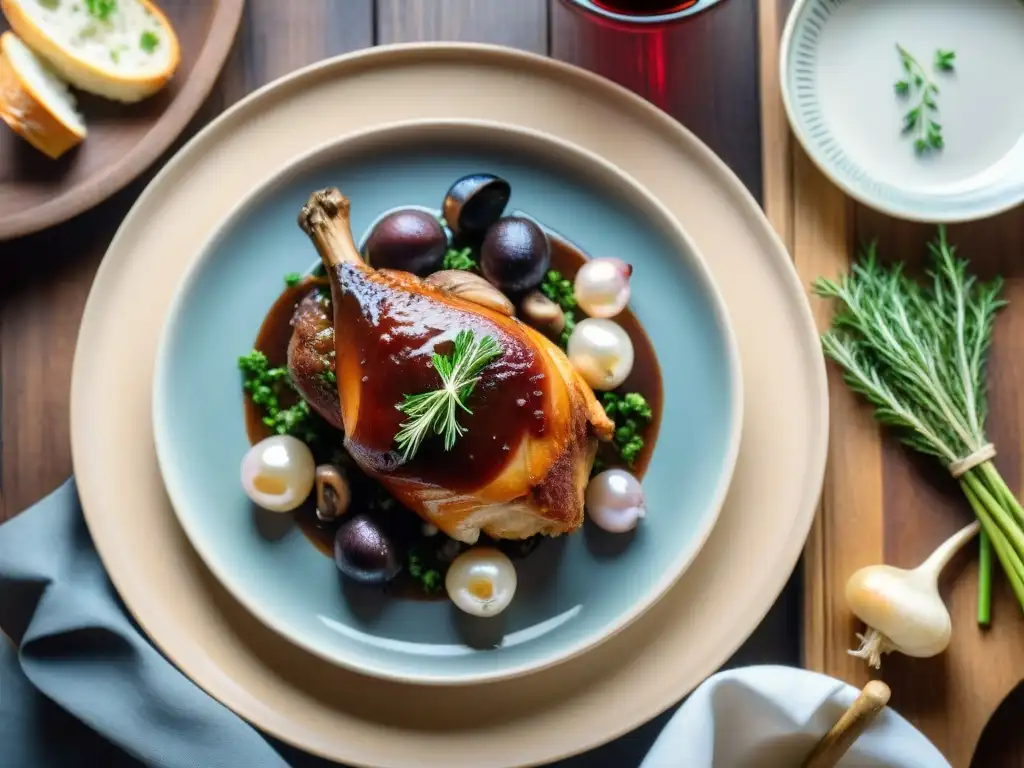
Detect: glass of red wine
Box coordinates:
(561, 0, 726, 27)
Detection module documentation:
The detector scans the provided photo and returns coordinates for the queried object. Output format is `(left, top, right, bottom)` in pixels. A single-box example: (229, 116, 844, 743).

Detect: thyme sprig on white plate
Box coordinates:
(894, 44, 955, 154)
(815, 227, 1024, 625)
(394, 330, 502, 460)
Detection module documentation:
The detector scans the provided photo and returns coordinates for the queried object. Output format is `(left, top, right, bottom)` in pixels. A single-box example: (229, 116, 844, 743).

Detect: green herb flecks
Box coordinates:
(239, 350, 324, 446)
(894, 44, 955, 154)
(394, 330, 503, 460)
(442, 247, 476, 272)
(934, 48, 956, 72)
(540, 270, 577, 348)
(814, 227, 1024, 626)
(284, 271, 302, 287)
(140, 30, 159, 53)
(407, 546, 443, 593)
(601, 391, 653, 468)
(85, 0, 116, 21)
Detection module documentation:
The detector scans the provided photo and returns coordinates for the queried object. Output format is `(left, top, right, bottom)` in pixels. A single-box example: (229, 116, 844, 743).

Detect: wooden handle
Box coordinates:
(800, 680, 891, 768)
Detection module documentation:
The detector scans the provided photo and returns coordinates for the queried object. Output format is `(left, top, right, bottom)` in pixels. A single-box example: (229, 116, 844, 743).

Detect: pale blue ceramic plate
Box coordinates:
(153, 121, 742, 685)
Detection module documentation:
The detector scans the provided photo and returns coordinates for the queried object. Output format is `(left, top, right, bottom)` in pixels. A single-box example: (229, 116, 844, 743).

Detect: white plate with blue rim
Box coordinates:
(781, 0, 1024, 223)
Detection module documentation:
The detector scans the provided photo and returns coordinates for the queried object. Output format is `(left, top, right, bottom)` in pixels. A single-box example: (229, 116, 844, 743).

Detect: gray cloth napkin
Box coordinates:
(0, 480, 660, 768)
(0, 479, 318, 768)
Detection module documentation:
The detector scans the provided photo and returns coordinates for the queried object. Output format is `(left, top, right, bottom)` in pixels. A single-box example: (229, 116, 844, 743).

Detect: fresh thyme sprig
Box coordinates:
(894, 45, 955, 154)
(394, 330, 503, 460)
(814, 228, 1024, 625)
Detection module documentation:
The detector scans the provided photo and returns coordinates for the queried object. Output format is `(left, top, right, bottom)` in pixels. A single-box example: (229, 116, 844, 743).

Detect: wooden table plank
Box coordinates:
(0, 0, 374, 522)
(376, 0, 548, 51)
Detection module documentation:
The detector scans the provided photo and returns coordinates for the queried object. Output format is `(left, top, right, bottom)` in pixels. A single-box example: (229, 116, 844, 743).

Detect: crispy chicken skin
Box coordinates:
(294, 188, 612, 544)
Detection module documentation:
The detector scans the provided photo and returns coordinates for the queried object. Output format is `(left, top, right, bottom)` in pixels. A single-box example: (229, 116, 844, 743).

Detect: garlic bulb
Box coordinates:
(846, 521, 979, 668)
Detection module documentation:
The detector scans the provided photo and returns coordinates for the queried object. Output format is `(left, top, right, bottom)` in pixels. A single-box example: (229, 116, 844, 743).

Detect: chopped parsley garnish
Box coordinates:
(442, 247, 476, 271)
(85, 0, 116, 21)
(140, 31, 159, 53)
(601, 391, 653, 468)
(407, 548, 442, 593)
(540, 270, 578, 348)
(239, 349, 323, 445)
(284, 271, 302, 287)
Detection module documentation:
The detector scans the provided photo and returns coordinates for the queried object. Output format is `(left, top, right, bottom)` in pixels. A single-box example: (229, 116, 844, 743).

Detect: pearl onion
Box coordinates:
(567, 318, 634, 391)
(574, 258, 632, 318)
(445, 547, 517, 617)
(240, 435, 315, 512)
(586, 469, 646, 533)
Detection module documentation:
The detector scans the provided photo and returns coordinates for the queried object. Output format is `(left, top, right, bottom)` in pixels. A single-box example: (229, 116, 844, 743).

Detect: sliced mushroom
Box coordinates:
(425, 269, 515, 316)
(520, 290, 565, 335)
(315, 465, 351, 522)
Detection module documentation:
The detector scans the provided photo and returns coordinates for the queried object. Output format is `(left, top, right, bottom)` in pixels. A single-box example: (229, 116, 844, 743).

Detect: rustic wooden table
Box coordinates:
(17, 1, 1021, 766)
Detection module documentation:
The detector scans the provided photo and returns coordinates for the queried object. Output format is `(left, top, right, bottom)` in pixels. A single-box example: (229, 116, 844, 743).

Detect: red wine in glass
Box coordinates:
(562, 0, 724, 25)
(592, 0, 699, 14)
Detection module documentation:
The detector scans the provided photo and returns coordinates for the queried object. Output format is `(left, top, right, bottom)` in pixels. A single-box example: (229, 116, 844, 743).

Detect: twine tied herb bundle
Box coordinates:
(814, 227, 1023, 624)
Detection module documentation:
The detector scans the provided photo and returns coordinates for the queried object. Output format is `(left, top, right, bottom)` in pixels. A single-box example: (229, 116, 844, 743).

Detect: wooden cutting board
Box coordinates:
(760, 1, 1024, 766)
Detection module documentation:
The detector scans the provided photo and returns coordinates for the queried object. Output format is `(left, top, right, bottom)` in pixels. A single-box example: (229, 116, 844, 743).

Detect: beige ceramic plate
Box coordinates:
(71, 44, 828, 768)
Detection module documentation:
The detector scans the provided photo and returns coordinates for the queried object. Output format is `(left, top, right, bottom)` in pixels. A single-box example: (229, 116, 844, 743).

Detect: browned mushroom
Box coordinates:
(520, 290, 565, 335)
(315, 465, 351, 522)
(425, 269, 516, 316)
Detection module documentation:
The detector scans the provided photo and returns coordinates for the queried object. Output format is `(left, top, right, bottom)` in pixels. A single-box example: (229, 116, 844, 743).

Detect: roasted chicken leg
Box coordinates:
(295, 189, 613, 544)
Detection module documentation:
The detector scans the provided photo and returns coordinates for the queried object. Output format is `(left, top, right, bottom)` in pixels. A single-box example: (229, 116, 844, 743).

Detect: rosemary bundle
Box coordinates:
(814, 227, 1023, 624)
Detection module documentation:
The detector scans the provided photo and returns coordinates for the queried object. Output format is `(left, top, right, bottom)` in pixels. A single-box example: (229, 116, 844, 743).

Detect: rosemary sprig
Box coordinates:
(394, 330, 503, 460)
(894, 45, 954, 154)
(814, 227, 1024, 625)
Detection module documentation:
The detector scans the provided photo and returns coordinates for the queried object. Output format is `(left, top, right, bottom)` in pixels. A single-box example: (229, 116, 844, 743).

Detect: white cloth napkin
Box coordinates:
(641, 665, 950, 768)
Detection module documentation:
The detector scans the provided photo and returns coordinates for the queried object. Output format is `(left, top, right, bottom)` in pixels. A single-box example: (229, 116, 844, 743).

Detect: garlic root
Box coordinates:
(849, 629, 895, 669)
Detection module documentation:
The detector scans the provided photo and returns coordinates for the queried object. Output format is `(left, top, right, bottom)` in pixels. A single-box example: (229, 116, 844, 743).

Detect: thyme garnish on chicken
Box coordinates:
(394, 330, 503, 460)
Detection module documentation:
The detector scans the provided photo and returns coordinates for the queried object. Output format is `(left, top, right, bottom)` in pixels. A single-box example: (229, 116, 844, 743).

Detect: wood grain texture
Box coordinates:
(758, 0, 792, 245)
(762, 0, 1024, 765)
(376, 0, 548, 51)
(0, 0, 374, 523)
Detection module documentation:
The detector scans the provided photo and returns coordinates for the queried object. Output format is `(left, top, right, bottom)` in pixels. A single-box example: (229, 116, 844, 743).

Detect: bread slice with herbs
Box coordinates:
(0, 30, 85, 158)
(1, 0, 180, 103)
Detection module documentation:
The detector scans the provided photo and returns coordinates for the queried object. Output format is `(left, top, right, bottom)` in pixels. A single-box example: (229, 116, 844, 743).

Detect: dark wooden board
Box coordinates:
(0, 0, 244, 239)
(761, 0, 1024, 766)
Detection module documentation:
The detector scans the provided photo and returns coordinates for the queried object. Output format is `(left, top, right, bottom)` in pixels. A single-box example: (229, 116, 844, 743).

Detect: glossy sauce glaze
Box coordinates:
(244, 222, 663, 598)
(332, 263, 548, 491)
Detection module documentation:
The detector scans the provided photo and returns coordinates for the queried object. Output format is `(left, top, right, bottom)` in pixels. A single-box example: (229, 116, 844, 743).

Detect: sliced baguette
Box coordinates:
(1, 0, 180, 103)
(0, 30, 85, 158)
